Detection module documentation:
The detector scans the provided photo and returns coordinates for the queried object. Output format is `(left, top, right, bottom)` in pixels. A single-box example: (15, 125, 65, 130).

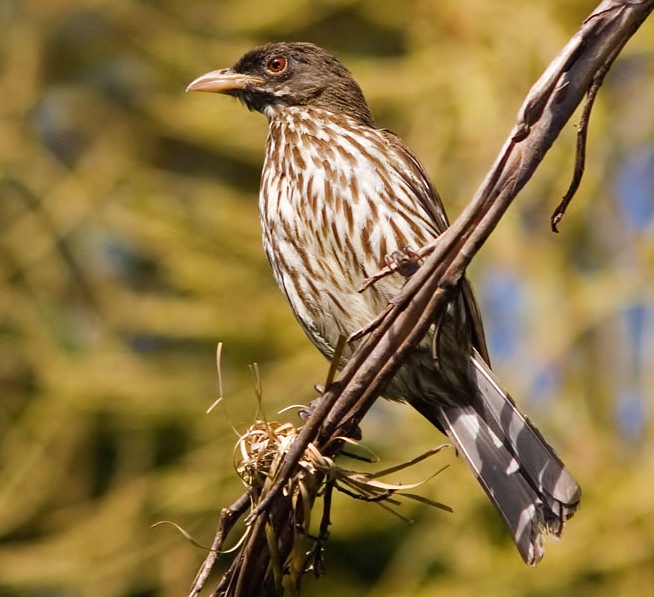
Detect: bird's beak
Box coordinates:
(186, 68, 262, 94)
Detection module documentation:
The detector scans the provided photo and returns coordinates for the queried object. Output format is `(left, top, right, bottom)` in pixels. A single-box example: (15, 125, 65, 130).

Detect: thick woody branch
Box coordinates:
(189, 2, 654, 595)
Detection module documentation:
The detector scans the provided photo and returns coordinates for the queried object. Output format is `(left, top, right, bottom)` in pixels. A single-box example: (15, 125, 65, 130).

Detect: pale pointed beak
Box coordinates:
(186, 68, 262, 93)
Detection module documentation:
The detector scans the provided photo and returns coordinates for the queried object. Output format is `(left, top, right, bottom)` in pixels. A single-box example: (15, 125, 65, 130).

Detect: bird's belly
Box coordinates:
(264, 229, 404, 359)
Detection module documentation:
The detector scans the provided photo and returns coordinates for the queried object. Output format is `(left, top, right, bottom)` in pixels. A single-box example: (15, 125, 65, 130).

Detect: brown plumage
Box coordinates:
(188, 42, 580, 565)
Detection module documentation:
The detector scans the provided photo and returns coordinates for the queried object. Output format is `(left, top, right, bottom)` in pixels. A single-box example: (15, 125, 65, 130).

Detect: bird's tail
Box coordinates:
(416, 350, 580, 566)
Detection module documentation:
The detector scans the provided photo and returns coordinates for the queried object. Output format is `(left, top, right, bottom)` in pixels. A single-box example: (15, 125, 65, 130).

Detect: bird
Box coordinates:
(187, 42, 580, 566)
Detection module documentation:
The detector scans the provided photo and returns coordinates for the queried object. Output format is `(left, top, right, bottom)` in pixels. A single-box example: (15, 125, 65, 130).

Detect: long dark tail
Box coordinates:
(416, 350, 580, 566)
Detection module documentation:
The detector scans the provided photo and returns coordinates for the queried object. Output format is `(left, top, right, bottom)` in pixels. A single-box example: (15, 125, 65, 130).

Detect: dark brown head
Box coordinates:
(187, 42, 375, 127)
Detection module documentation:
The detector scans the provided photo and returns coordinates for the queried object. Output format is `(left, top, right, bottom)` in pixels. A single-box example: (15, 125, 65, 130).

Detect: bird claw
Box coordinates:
(299, 394, 362, 440)
(299, 393, 323, 421)
(359, 245, 431, 293)
(352, 243, 436, 340)
(385, 246, 422, 278)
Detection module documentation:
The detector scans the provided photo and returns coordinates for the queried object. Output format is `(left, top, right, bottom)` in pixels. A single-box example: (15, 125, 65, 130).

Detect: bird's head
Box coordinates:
(187, 42, 375, 127)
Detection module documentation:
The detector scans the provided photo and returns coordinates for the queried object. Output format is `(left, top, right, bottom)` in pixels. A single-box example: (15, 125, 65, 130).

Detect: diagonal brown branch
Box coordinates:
(188, 2, 654, 595)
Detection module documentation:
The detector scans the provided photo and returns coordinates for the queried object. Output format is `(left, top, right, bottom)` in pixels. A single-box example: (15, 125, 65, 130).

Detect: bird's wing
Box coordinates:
(379, 129, 450, 234)
(380, 129, 491, 364)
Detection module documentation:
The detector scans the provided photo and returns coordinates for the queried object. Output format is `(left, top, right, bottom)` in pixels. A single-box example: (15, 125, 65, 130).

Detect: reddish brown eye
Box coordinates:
(266, 56, 287, 73)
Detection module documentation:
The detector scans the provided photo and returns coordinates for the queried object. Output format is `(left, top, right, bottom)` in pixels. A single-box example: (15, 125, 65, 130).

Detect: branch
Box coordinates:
(188, 2, 654, 595)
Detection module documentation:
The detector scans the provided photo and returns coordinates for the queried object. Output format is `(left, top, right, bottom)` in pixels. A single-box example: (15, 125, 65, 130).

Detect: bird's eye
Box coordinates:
(266, 56, 287, 74)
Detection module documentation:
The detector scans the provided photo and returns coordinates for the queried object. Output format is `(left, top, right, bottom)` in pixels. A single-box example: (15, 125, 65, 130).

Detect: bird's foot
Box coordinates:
(299, 387, 362, 441)
(385, 245, 422, 278)
(359, 245, 426, 292)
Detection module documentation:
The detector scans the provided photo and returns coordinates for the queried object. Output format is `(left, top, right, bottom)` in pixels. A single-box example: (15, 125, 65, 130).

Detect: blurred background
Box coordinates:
(2, 1, 654, 596)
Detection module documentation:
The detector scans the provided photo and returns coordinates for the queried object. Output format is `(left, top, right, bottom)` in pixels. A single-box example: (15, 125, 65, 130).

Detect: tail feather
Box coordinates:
(436, 404, 550, 565)
(416, 353, 581, 566)
(470, 351, 581, 522)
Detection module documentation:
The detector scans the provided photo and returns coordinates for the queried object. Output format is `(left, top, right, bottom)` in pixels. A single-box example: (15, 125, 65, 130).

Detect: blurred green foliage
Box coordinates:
(1, 1, 654, 596)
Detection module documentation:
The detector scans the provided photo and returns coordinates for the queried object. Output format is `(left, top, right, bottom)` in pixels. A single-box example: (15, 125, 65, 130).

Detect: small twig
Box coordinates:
(348, 303, 394, 342)
(430, 306, 448, 369)
(324, 335, 347, 389)
(231, 512, 271, 597)
(302, 480, 333, 578)
(366, 445, 451, 479)
(187, 492, 251, 597)
(551, 35, 627, 231)
(334, 482, 394, 503)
